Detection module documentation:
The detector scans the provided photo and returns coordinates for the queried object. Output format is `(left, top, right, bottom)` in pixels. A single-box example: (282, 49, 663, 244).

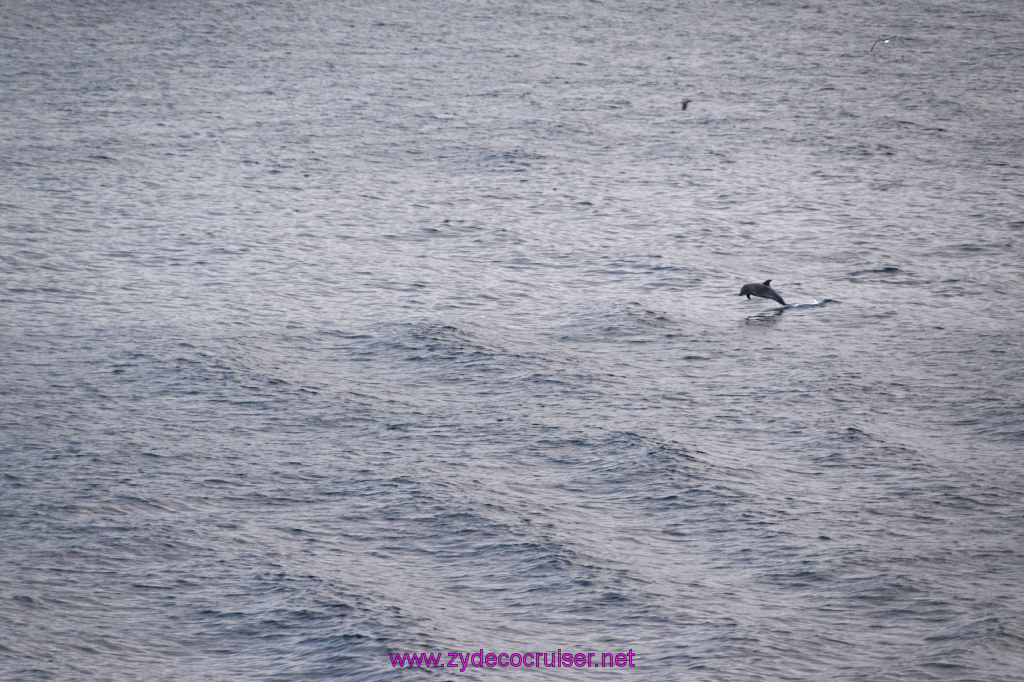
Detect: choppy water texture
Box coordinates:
(3, 1, 1024, 679)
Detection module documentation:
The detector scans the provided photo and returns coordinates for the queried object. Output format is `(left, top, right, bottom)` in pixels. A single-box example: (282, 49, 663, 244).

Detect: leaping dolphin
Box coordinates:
(739, 279, 786, 305)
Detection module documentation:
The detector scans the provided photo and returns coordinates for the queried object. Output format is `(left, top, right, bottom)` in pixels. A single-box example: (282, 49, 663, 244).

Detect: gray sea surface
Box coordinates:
(3, 1, 1024, 679)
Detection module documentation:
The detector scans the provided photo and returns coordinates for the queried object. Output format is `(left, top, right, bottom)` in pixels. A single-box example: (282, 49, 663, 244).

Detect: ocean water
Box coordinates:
(2, 0, 1023, 679)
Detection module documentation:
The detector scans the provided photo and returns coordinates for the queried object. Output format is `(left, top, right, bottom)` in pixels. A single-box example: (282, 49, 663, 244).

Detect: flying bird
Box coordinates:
(871, 35, 904, 52)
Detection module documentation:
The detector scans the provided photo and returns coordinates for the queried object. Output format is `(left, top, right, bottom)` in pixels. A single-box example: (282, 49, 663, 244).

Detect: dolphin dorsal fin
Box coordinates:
(762, 279, 772, 286)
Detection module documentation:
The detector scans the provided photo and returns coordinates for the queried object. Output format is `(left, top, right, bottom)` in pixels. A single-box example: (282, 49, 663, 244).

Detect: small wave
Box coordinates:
(787, 298, 837, 308)
(554, 301, 676, 343)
